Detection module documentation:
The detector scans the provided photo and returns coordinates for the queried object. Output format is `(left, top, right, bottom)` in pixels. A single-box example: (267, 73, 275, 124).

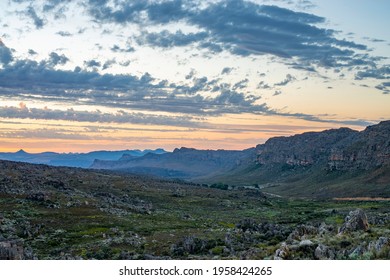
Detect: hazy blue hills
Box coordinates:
(0, 148, 166, 168)
(91, 147, 256, 180)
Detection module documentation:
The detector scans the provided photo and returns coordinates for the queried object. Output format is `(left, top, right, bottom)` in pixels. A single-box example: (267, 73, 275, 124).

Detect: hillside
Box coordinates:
(1, 159, 390, 260)
(91, 147, 256, 180)
(206, 121, 389, 197)
(90, 121, 390, 198)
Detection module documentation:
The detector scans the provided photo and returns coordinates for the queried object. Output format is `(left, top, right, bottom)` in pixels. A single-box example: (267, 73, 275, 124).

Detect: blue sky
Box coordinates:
(0, 0, 389, 152)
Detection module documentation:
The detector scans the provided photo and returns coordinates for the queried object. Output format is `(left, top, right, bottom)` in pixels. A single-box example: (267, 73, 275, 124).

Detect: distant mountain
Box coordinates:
(91, 147, 256, 180)
(91, 121, 390, 198)
(0, 149, 167, 168)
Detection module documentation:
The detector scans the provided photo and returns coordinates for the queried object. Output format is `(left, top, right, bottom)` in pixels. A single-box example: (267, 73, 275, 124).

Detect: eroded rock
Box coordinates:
(339, 209, 369, 234)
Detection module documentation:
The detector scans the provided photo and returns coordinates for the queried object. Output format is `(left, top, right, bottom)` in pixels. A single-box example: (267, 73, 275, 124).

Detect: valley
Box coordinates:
(1, 121, 389, 260)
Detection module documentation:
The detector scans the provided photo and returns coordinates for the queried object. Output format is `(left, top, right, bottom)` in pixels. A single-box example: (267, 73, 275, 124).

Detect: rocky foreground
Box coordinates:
(1, 160, 389, 260)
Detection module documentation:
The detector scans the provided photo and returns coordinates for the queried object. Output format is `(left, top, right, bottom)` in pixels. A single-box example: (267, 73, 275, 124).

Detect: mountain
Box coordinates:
(0, 148, 167, 168)
(91, 147, 256, 180)
(91, 121, 390, 198)
(214, 121, 390, 198)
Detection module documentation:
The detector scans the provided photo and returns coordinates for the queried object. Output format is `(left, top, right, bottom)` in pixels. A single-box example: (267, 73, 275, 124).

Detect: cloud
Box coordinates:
(28, 49, 38, 55)
(273, 90, 282, 96)
(233, 79, 249, 90)
(136, 30, 208, 49)
(87, 0, 371, 71)
(111, 44, 135, 53)
(26, 6, 45, 29)
(0, 40, 14, 65)
(56, 31, 73, 37)
(49, 52, 69, 66)
(375, 82, 390, 94)
(84, 59, 101, 68)
(0, 128, 94, 140)
(102, 59, 116, 70)
(0, 56, 268, 116)
(274, 74, 296, 86)
(355, 65, 390, 80)
(221, 67, 233, 75)
(0, 104, 202, 128)
(257, 81, 271, 89)
(355, 65, 390, 94)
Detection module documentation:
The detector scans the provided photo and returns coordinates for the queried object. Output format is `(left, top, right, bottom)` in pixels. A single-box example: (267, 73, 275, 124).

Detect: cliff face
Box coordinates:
(255, 121, 390, 172)
(328, 121, 390, 170)
(255, 128, 358, 167)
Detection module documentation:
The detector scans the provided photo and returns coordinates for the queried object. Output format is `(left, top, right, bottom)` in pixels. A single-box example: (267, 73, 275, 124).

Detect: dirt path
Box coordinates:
(333, 197, 390, 201)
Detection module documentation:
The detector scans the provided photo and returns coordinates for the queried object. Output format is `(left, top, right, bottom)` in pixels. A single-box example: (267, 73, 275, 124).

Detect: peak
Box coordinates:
(173, 147, 196, 153)
(16, 149, 28, 154)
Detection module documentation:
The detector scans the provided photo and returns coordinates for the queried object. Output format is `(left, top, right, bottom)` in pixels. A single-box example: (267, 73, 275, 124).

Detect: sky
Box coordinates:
(0, 0, 389, 153)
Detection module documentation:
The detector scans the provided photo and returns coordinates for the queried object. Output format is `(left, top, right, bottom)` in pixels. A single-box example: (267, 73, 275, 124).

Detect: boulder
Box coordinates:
(274, 242, 289, 260)
(368, 237, 390, 252)
(339, 209, 369, 234)
(314, 244, 335, 260)
(0, 239, 24, 260)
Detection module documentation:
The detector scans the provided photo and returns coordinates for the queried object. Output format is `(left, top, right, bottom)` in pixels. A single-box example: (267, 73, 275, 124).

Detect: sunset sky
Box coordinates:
(0, 0, 389, 152)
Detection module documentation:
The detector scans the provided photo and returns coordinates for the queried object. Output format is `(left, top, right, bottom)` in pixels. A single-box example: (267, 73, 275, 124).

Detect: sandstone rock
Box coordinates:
(348, 245, 367, 259)
(0, 239, 24, 260)
(368, 237, 390, 252)
(339, 209, 369, 234)
(274, 242, 289, 260)
(288, 224, 318, 241)
(299, 239, 314, 247)
(314, 244, 335, 260)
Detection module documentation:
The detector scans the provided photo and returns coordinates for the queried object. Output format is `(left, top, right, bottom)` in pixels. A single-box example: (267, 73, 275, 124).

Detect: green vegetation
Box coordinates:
(0, 160, 389, 260)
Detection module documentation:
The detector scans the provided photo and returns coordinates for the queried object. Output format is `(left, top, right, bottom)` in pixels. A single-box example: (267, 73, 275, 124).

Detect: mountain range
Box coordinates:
(0, 148, 166, 168)
(91, 120, 390, 198)
(1, 121, 389, 198)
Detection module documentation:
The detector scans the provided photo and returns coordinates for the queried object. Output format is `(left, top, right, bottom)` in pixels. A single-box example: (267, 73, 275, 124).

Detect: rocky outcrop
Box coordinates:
(256, 128, 358, 167)
(314, 244, 335, 260)
(255, 121, 390, 172)
(328, 121, 390, 171)
(339, 209, 369, 234)
(0, 239, 24, 260)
